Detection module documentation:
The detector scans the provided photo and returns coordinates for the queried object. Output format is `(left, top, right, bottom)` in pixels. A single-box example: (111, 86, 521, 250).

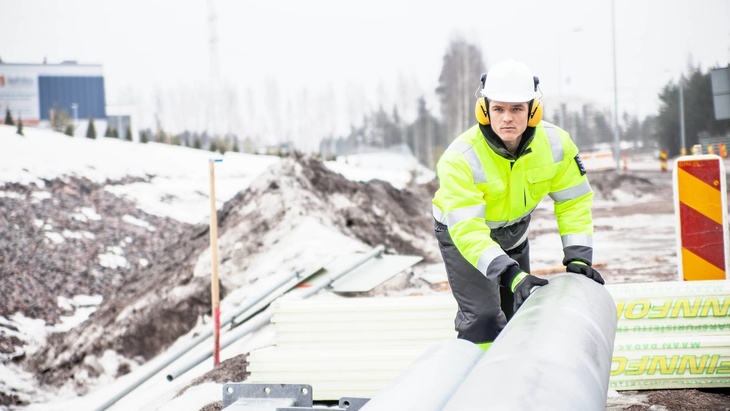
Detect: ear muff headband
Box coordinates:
(474, 98, 543, 126)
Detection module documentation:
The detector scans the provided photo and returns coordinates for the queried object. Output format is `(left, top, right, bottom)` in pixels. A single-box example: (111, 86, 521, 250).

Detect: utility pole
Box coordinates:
(679, 76, 686, 155)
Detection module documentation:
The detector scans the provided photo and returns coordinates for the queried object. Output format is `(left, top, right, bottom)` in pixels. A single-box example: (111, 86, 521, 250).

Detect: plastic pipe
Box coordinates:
(358, 339, 484, 411)
(164, 245, 385, 382)
(93, 267, 308, 411)
(442, 274, 617, 411)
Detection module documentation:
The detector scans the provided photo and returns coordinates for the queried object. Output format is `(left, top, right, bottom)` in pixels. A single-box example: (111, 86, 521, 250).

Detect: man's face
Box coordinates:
(488, 101, 529, 145)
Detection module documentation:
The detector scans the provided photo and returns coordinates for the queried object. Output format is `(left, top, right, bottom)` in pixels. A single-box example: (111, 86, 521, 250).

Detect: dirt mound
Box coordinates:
(19, 153, 439, 397)
(589, 171, 666, 202)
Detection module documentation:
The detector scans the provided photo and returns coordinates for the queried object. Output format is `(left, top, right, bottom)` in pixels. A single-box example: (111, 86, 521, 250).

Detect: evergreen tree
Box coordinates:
(104, 124, 112, 137)
(111, 128, 119, 138)
(125, 127, 132, 141)
(140, 129, 150, 144)
(16, 115, 23, 136)
(86, 117, 97, 139)
(64, 124, 74, 137)
(654, 66, 730, 156)
(4, 108, 14, 126)
(51, 105, 72, 133)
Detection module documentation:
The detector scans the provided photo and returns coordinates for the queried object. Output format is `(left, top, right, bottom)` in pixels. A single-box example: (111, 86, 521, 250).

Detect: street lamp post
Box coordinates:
(611, 0, 621, 170)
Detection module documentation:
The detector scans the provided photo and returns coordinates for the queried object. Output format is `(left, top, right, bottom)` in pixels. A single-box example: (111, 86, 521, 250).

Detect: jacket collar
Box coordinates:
(479, 123, 537, 160)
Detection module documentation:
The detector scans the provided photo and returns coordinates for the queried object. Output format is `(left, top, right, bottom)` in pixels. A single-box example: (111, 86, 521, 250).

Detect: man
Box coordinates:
(432, 59, 604, 351)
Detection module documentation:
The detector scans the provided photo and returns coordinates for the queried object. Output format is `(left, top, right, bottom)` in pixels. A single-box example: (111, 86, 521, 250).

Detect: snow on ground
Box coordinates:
(0, 125, 280, 225)
(326, 151, 435, 189)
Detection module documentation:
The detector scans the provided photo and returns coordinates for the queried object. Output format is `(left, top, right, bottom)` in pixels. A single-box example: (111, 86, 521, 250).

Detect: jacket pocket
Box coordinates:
(526, 164, 557, 201)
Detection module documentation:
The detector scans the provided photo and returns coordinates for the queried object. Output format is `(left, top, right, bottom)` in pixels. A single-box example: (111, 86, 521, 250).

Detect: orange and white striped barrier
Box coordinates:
(673, 154, 729, 280)
(581, 150, 615, 171)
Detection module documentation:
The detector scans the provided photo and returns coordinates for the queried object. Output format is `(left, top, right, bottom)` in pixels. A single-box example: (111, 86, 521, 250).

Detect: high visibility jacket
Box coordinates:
(432, 121, 594, 286)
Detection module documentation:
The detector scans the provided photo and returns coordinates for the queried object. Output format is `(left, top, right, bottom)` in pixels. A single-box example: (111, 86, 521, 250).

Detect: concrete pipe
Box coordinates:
(359, 339, 484, 411)
(442, 273, 617, 411)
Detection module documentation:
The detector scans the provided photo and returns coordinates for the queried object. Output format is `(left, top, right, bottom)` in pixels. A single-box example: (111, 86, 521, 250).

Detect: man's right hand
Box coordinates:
(512, 273, 549, 312)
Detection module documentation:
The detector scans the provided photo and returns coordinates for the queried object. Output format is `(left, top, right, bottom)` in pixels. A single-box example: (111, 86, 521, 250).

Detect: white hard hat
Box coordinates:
(481, 59, 538, 103)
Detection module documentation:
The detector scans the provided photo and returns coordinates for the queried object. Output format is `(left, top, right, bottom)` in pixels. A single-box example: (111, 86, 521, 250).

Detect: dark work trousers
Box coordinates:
(435, 223, 531, 344)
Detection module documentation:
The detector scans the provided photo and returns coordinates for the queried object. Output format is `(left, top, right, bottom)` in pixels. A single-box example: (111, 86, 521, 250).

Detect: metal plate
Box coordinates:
(222, 383, 312, 408)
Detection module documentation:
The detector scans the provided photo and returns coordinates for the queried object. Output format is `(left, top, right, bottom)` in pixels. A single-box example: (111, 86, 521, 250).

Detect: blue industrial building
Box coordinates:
(0, 61, 107, 127)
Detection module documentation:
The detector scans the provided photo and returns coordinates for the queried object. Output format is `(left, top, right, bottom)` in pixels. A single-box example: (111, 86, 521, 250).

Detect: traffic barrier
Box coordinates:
(581, 150, 615, 171)
(673, 154, 729, 280)
(660, 149, 668, 172)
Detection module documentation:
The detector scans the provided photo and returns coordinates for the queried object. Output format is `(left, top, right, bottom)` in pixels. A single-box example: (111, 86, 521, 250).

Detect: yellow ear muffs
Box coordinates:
(475, 97, 543, 127)
(475, 97, 490, 125)
(527, 99, 543, 127)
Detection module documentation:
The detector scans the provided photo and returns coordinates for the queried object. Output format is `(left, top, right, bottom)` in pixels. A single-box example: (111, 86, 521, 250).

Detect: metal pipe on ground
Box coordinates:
(442, 273, 617, 411)
(358, 339, 484, 411)
(93, 267, 308, 411)
(164, 245, 385, 382)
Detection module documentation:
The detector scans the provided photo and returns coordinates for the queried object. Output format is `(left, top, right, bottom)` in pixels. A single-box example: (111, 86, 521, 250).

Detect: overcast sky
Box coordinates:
(1, 0, 729, 142)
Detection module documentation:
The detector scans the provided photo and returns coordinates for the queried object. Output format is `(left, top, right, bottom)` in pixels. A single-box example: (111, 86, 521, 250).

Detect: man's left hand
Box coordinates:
(566, 261, 605, 285)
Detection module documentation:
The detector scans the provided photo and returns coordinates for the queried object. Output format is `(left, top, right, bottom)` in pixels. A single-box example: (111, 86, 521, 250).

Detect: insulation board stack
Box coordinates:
(246, 295, 458, 400)
(607, 280, 730, 390)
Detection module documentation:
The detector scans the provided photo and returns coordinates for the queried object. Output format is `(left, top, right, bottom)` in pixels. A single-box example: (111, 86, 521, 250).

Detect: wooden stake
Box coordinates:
(209, 159, 222, 366)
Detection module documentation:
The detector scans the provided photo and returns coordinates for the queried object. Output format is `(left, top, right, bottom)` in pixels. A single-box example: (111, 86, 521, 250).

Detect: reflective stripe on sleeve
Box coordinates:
(549, 180, 593, 202)
(433, 203, 486, 227)
(446, 204, 486, 227)
(446, 141, 487, 184)
(476, 246, 506, 275)
(543, 122, 564, 163)
(561, 233, 593, 248)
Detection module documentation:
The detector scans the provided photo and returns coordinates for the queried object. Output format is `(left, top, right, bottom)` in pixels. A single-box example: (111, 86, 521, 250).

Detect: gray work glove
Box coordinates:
(566, 261, 605, 285)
